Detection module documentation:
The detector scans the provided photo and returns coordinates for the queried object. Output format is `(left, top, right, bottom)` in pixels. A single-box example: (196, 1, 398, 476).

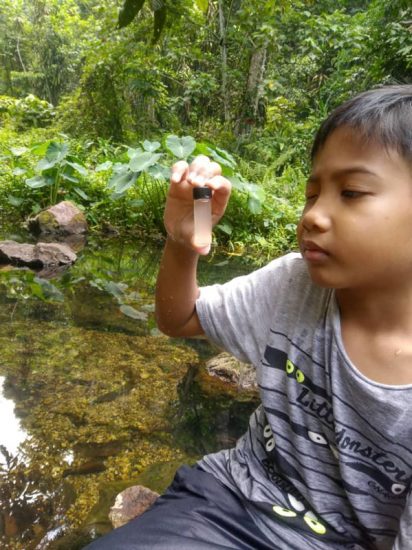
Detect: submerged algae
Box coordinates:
(0, 321, 199, 549)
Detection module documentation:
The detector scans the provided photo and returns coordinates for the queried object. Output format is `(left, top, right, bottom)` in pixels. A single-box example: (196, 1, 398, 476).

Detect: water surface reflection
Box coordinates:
(0, 233, 256, 549)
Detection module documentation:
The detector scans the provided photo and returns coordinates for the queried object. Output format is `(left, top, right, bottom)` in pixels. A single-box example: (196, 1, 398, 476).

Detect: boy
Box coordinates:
(87, 86, 412, 549)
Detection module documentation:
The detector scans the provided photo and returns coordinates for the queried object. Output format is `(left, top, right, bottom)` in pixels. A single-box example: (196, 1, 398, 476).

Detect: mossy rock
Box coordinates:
(29, 209, 60, 234)
(28, 201, 88, 235)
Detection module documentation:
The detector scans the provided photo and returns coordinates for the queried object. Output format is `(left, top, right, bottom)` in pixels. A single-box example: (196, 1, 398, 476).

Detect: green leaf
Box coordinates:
(7, 195, 24, 207)
(129, 152, 162, 172)
(194, 142, 210, 156)
(36, 157, 57, 171)
(95, 161, 113, 172)
(66, 161, 88, 177)
(216, 223, 233, 235)
(104, 281, 127, 302)
(112, 163, 129, 175)
(46, 141, 69, 163)
(109, 171, 138, 195)
(33, 277, 64, 302)
(142, 140, 161, 152)
(31, 141, 50, 156)
(10, 146, 28, 157)
(165, 135, 196, 159)
(248, 195, 262, 215)
(244, 182, 265, 202)
(147, 164, 170, 180)
(118, 0, 146, 29)
(29, 282, 46, 301)
(227, 176, 247, 191)
(12, 167, 26, 176)
(73, 187, 89, 200)
(25, 175, 49, 188)
(195, 0, 209, 13)
(127, 147, 144, 159)
(130, 198, 144, 207)
(205, 147, 236, 175)
(61, 173, 79, 183)
(119, 304, 148, 320)
(208, 145, 237, 169)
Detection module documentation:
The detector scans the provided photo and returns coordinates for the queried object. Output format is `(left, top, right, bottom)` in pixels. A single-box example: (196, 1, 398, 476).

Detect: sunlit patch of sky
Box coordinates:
(0, 375, 27, 463)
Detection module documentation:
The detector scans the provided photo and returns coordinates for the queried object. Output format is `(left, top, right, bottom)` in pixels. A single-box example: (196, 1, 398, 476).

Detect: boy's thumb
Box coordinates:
(198, 245, 211, 255)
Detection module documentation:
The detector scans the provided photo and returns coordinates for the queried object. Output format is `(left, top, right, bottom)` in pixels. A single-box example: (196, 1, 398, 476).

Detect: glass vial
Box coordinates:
(193, 186, 212, 248)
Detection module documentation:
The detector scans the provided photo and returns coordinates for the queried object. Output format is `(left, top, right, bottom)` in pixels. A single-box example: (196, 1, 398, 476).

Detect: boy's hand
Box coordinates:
(165, 155, 231, 255)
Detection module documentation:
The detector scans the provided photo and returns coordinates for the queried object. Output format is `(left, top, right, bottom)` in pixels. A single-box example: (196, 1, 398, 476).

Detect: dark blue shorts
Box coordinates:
(83, 464, 275, 549)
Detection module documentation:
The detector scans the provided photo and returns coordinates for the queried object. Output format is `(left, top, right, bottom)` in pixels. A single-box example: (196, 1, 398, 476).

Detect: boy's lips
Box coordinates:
(302, 240, 329, 261)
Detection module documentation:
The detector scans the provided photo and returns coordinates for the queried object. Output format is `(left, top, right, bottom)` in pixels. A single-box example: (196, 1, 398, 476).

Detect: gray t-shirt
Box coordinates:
(196, 253, 412, 550)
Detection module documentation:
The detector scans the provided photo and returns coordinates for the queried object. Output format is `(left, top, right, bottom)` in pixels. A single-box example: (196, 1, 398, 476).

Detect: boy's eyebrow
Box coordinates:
(308, 166, 380, 184)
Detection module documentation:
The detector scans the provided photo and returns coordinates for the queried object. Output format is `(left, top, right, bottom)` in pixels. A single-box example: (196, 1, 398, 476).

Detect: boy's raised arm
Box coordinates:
(155, 156, 231, 337)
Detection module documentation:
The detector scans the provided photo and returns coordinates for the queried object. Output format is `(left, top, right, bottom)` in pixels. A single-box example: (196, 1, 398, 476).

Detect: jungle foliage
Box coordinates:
(0, 0, 411, 257)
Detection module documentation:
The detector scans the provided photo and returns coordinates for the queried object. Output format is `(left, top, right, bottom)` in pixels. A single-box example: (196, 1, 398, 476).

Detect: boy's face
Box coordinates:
(297, 126, 412, 290)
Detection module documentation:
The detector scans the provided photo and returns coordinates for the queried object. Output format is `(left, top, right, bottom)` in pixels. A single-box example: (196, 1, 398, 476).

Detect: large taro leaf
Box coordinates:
(165, 135, 196, 159)
(129, 152, 162, 173)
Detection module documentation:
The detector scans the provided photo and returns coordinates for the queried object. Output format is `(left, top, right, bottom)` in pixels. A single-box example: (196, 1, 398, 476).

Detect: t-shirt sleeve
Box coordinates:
(196, 252, 305, 365)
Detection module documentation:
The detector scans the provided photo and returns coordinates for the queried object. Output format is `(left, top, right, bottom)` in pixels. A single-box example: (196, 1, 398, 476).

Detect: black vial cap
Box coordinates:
(193, 186, 212, 199)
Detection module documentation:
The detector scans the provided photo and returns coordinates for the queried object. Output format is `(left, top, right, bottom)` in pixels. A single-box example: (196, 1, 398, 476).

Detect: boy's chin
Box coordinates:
(304, 266, 342, 289)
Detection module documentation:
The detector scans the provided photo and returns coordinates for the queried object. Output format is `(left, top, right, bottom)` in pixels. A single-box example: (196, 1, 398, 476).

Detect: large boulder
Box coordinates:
(29, 201, 88, 235)
(0, 240, 76, 267)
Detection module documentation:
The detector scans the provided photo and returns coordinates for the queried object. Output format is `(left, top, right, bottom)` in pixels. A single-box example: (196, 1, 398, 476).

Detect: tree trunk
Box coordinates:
(218, 0, 229, 122)
(235, 41, 268, 137)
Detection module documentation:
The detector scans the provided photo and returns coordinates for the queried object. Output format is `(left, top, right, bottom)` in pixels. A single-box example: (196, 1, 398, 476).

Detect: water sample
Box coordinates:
(193, 186, 212, 248)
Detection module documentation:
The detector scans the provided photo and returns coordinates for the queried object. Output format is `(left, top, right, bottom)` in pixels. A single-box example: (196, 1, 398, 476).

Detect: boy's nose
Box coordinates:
(300, 202, 332, 233)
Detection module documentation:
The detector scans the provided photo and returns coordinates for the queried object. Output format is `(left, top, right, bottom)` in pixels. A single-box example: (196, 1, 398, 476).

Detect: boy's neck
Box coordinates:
(336, 286, 412, 385)
(336, 285, 412, 335)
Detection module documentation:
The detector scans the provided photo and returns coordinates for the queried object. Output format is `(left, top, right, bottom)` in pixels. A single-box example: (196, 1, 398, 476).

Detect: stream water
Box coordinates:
(0, 229, 259, 549)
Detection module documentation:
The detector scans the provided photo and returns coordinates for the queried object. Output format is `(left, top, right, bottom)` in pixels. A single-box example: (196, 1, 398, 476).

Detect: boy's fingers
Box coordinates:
(190, 155, 210, 170)
(205, 175, 231, 194)
(171, 157, 225, 192)
(208, 162, 222, 177)
(190, 241, 211, 256)
(170, 160, 189, 184)
(187, 155, 220, 185)
(198, 245, 211, 256)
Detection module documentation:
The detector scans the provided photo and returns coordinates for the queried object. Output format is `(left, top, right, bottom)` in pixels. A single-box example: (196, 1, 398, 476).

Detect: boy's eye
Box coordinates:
(341, 190, 364, 198)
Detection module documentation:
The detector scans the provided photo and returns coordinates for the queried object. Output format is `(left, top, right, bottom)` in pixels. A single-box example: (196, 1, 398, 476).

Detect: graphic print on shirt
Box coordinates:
(258, 343, 411, 542)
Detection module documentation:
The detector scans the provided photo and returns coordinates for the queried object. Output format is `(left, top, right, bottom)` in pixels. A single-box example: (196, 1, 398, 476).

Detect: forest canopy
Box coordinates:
(0, 0, 411, 256)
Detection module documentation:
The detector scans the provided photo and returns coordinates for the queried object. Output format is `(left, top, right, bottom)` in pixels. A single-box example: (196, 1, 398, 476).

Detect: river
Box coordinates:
(0, 231, 259, 549)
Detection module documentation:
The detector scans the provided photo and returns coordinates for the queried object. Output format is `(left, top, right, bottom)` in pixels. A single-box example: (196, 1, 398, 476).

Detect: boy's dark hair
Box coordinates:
(311, 85, 412, 162)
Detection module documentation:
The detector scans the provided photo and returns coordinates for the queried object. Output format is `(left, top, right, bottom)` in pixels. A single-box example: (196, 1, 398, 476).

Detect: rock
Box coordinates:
(0, 241, 40, 267)
(34, 242, 77, 265)
(28, 201, 88, 235)
(83, 460, 189, 535)
(0, 240, 76, 267)
(177, 364, 260, 453)
(109, 485, 159, 528)
(205, 352, 257, 390)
